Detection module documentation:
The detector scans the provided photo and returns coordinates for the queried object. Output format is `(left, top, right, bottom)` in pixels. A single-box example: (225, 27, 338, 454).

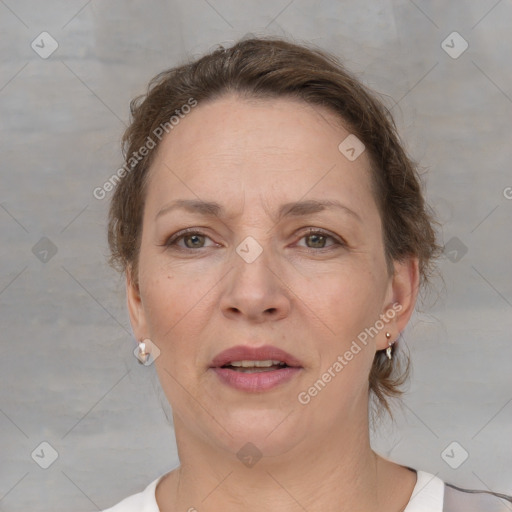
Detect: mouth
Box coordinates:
(210, 345, 303, 392)
(210, 344, 303, 369)
(220, 360, 290, 373)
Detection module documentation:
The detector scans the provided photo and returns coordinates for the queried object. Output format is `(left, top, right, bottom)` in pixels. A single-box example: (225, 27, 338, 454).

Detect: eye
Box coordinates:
(162, 227, 344, 252)
(296, 228, 343, 250)
(164, 229, 216, 249)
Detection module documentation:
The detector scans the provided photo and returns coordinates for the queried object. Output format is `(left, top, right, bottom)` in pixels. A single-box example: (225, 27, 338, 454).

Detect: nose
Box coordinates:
(219, 245, 292, 323)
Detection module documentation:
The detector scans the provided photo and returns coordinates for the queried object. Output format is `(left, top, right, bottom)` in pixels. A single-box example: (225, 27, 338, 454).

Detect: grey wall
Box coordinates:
(1, 1, 511, 510)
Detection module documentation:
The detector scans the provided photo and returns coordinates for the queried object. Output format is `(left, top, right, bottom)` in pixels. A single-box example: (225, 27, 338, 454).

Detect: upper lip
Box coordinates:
(210, 345, 303, 368)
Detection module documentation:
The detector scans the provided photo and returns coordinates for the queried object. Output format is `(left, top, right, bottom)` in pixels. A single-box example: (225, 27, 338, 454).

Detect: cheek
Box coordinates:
(286, 260, 387, 404)
(139, 266, 182, 335)
(292, 267, 383, 407)
(290, 257, 387, 335)
(138, 258, 221, 365)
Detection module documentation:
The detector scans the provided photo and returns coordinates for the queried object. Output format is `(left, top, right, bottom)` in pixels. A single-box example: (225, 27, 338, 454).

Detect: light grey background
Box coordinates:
(1, 1, 511, 511)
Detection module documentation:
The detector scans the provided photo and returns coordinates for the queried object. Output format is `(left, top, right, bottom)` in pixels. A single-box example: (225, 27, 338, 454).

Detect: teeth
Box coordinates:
(228, 360, 286, 368)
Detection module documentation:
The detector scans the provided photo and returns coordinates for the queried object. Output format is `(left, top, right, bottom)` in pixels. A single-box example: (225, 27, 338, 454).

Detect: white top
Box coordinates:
(101, 469, 445, 511)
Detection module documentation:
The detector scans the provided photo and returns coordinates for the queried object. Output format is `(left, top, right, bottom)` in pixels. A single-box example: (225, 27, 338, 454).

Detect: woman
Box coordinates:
(103, 37, 510, 511)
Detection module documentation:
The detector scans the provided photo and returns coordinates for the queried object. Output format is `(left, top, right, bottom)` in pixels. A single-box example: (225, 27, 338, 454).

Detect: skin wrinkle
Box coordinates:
(126, 95, 419, 512)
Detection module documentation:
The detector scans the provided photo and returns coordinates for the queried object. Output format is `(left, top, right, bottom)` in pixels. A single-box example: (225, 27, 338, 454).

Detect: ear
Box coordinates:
(126, 266, 148, 341)
(376, 256, 420, 351)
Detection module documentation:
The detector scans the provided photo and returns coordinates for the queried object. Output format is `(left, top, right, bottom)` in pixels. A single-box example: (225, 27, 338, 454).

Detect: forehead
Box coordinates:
(144, 94, 376, 219)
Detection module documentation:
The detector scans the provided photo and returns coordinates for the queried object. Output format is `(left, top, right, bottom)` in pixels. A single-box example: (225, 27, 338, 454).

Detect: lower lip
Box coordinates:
(211, 367, 301, 392)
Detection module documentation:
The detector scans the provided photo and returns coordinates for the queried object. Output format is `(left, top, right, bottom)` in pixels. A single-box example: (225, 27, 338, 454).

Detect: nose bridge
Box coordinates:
(220, 233, 290, 321)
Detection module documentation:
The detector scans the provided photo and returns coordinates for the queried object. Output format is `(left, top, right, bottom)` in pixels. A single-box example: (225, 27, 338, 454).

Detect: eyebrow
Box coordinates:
(155, 198, 361, 222)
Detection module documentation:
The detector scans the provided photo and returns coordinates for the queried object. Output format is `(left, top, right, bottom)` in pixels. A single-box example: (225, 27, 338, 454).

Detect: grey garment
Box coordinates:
(443, 483, 512, 511)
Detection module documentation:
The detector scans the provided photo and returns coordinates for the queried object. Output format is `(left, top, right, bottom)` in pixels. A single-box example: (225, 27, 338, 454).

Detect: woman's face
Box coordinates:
(127, 95, 417, 457)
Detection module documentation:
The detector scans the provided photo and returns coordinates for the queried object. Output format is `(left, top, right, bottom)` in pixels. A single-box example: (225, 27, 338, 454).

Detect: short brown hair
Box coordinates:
(108, 36, 441, 416)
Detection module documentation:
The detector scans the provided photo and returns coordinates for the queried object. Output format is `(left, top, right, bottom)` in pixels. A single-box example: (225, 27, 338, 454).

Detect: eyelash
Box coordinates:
(163, 227, 345, 252)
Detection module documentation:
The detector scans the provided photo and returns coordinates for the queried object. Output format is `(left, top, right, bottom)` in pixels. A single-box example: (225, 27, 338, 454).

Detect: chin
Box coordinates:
(206, 407, 307, 459)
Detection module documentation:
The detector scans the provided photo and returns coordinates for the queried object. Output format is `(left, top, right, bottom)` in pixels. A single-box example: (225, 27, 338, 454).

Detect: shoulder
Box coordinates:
(443, 481, 512, 512)
(100, 475, 164, 512)
(405, 468, 512, 512)
(405, 470, 445, 511)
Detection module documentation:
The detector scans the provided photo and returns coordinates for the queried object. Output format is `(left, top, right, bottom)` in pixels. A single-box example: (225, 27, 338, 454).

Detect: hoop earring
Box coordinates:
(385, 332, 394, 360)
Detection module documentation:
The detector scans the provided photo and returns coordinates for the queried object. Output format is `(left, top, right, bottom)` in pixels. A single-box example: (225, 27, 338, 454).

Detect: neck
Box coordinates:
(157, 408, 405, 512)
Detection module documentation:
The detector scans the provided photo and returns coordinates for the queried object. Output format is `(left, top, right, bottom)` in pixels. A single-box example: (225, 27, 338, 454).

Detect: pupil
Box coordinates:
(185, 234, 204, 248)
(308, 234, 325, 248)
